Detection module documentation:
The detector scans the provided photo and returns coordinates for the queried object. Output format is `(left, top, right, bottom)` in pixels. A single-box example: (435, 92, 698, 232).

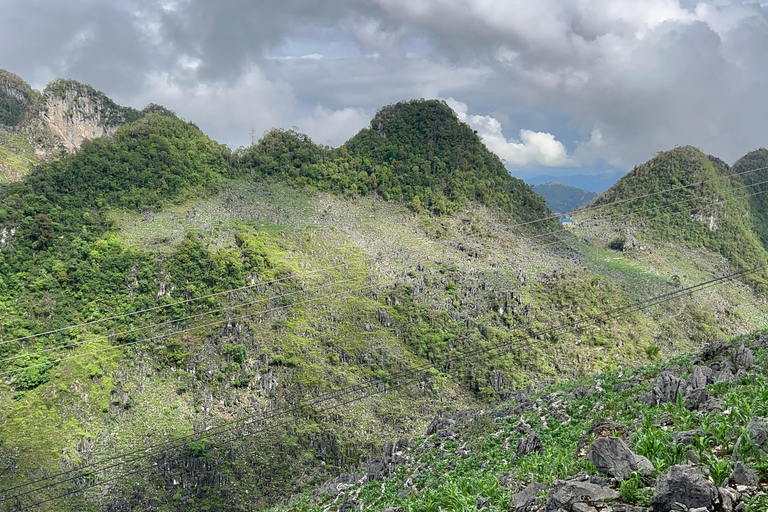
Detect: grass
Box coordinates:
(270, 332, 768, 512)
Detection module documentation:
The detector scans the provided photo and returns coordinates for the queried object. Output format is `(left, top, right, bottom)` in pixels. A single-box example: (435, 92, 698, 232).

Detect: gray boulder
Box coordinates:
(649, 371, 683, 405)
(734, 343, 754, 370)
(728, 461, 759, 487)
(736, 417, 768, 455)
(673, 429, 703, 448)
(516, 433, 544, 458)
(546, 478, 619, 511)
(687, 365, 713, 391)
(588, 437, 654, 480)
(512, 482, 547, 512)
(651, 465, 717, 512)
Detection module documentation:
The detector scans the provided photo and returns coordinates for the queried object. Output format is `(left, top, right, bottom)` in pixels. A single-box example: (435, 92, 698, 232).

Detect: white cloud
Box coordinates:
(446, 98, 570, 167)
(295, 105, 370, 146)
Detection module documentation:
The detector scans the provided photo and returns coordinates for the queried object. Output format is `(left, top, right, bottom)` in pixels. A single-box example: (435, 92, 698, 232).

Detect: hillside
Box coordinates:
(2, 95, 768, 511)
(273, 331, 768, 512)
(533, 181, 597, 214)
(239, 100, 552, 225)
(0, 69, 163, 182)
(581, 146, 768, 293)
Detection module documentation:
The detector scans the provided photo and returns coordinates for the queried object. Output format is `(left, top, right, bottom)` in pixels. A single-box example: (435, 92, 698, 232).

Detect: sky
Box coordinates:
(2, 0, 768, 190)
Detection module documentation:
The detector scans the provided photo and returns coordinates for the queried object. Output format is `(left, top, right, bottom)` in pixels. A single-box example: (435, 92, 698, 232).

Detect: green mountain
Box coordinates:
(0, 69, 163, 182)
(240, 100, 551, 225)
(584, 146, 768, 292)
(533, 181, 598, 214)
(1, 81, 768, 511)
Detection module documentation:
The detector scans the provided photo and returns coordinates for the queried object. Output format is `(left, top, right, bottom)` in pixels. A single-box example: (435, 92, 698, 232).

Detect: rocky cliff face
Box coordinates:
(41, 79, 139, 152)
(0, 71, 148, 181)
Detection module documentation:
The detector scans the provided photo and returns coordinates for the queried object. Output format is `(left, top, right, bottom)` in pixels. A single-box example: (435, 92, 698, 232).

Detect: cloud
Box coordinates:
(3, 0, 768, 178)
(295, 105, 370, 147)
(447, 99, 570, 167)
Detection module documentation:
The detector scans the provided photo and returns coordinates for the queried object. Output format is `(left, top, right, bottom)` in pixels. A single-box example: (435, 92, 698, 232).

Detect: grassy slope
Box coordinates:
(272, 331, 768, 512)
(3, 174, 768, 510)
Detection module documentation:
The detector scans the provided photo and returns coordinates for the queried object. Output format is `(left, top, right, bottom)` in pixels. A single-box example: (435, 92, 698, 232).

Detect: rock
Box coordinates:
(512, 482, 548, 512)
(571, 504, 597, 512)
(588, 437, 654, 480)
(649, 371, 683, 406)
(476, 497, 491, 509)
(546, 479, 619, 512)
(684, 388, 710, 411)
(687, 366, 713, 390)
(728, 461, 759, 487)
(714, 367, 737, 384)
(734, 344, 754, 370)
(718, 487, 739, 512)
(699, 398, 723, 414)
(516, 433, 544, 458)
(673, 429, 703, 447)
(651, 465, 717, 512)
(701, 341, 726, 361)
(339, 495, 363, 511)
(743, 417, 768, 454)
(576, 419, 630, 456)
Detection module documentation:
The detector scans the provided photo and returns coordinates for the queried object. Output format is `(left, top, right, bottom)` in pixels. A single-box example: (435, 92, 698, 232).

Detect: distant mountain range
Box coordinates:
(525, 172, 626, 193)
(532, 181, 598, 214)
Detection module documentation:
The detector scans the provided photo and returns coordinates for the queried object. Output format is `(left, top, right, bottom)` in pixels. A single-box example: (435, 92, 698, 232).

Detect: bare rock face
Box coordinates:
(651, 465, 717, 512)
(587, 437, 654, 480)
(42, 79, 136, 152)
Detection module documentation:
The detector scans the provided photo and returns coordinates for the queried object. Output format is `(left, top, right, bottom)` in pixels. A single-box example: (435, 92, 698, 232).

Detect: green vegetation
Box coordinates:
(271, 333, 768, 512)
(0, 69, 39, 128)
(533, 181, 597, 214)
(589, 146, 768, 292)
(240, 100, 552, 225)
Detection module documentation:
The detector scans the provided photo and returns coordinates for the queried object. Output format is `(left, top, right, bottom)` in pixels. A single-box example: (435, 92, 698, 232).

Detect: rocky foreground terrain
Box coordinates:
(288, 333, 768, 512)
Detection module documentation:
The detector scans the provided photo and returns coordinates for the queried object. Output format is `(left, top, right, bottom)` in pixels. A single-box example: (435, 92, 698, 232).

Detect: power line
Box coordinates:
(4, 162, 766, 348)
(6, 175, 768, 376)
(9, 261, 764, 509)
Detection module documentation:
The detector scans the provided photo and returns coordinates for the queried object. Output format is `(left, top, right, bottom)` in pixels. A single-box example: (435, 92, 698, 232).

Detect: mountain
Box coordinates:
(523, 172, 625, 193)
(240, 99, 552, 226)
(2, 79, 768, 511)
(584, 145, 768, 292)
(0, 69, 164, 182)
(533, 181, 598, 214)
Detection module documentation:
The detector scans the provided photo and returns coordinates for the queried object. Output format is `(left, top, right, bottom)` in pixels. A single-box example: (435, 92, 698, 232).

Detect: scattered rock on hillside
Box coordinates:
(651, 465, 717, 512)
(546, 475, 619, 512)
(512, 482, 548, 512)
(515, 433, 544, 458)
(644, 371, 683, 406)
(588, 437, 654, 480)
(727, 461, 759, 487)
(735, 417, 768, 456)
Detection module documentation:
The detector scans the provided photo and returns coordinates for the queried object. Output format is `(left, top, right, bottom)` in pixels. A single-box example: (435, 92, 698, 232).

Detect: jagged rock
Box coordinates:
(546, 478, 619, 512)
(684, 388, 710, 411)
(475, 496, 491, 509)
(647, 371, 683, 406)
(687, 366, 713, 390)
(512, 482, 548, 512)
(651, 465, 717, 512)
(576, 419, 630, 456)
(699, 398, 723, 414)
(588, 437, 654, 480)
(701, 342, 726, 361)
(734, 344, 754, 370)
(718, 487, 740, 512)
(339, 495, 363, 511)
(571, 504, 597, 512)
(673, 429, 704, 447)
(728, 461, 759, 487)
(714, 367, 737, 384)
(516, 433, 544, 458)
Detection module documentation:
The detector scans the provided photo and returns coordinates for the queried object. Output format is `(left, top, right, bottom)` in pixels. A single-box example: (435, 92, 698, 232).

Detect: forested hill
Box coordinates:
(532, 181, 597, 214)
(585, 145, 768, 292)
(239, 99, 552, 225)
